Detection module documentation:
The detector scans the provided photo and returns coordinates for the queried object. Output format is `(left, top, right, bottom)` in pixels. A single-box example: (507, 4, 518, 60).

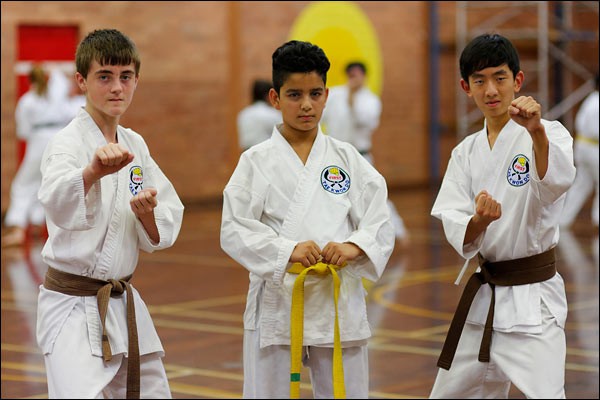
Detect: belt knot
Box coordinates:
(478, 265, 493, 284)
(107, 279, 126, 295)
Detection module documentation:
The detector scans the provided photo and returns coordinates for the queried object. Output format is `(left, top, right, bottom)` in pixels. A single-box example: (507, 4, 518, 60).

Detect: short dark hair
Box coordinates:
(345, 61, 366, 75)
(271, 40, 330, 93)
(76, 29, 141, 78)
(251, 79, 272, 102)
(459, 33, 520, 82)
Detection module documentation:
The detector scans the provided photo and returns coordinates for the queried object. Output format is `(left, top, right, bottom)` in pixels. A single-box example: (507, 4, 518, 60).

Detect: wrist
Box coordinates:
(83, 165, 102, 185)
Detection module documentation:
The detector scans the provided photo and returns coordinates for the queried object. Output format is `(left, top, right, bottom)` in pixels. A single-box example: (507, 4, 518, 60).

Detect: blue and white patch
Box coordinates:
(129, 165, 144, 195)
(321, 165, 350, 194)
(506, 154, 530, 187)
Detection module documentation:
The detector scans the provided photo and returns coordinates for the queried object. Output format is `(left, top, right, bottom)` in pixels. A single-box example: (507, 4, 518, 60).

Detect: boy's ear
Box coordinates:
(514, 70, 524, 93)
(268, 88, 280, 110)
(75, 72, 87, 93)
(460, 79, 472, 97)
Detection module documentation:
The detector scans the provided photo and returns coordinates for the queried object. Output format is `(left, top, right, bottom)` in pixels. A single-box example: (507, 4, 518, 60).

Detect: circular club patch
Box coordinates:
(506, 154, 530, 187)
(129, 165, 144, 195)
(321, 165, 350, 194)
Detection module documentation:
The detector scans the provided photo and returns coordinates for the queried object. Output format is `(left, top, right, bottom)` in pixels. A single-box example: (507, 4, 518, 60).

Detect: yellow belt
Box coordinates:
(577, 136, 599, 145)
(288, 262, 346, 399)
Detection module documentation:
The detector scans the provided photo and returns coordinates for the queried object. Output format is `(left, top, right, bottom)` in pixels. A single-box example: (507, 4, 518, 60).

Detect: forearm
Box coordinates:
(530, 125, 549, 179)
(138, 213, 160, 244)
(464, 216, 488, 246)
(82, 165, 102, 196)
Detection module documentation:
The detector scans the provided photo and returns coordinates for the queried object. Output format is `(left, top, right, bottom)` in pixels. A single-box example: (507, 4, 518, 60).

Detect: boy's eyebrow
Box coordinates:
(471, 69, 509, 78)
(284, 87, 324, 93)
(95, 69, 115, 75)
(94, 68, 136, 75)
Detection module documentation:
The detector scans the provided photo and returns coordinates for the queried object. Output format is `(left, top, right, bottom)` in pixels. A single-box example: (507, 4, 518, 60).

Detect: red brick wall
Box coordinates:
(2, 1, 598, 211)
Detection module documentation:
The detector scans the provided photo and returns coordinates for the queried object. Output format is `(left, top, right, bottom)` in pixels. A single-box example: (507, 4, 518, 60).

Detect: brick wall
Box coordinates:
(1, 1, 598, 212)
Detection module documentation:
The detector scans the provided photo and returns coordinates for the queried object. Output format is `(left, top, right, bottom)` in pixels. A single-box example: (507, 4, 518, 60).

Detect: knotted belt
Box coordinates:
(437, 247, 556, 370)
(43, 267, 140, 399)
(288, 262, 346, 399)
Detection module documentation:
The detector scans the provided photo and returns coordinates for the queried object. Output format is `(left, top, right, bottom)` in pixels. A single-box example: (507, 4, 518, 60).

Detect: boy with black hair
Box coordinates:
(37, 28, 184, 398)
(221, 40, 395, 398)
(429, 33, 575, 398)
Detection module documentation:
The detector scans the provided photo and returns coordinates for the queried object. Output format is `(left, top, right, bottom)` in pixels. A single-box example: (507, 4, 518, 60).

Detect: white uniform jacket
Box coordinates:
(37, 108, 185, 358)
(575, 90, 599, 142)
(321, 84, 382, 153)
(221, 126, 395, 349)
(237, 101, 282, 150)
(431, 118, 575, 333)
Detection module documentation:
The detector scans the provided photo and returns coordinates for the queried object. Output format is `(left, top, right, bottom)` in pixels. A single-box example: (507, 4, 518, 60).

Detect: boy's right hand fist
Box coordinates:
(90, 143, 135, 179)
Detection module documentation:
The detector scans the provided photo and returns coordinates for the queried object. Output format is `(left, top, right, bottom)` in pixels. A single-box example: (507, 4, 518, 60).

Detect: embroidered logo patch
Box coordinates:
(129, 166, 144, 195)
(506, 154, 530, 187)
(321, 165, 350, 194)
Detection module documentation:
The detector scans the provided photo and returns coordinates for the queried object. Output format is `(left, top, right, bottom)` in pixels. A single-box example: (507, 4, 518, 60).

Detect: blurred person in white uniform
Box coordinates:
(2, 65, 77, 247)
(560, 73, 599, 229)
(321, 61, 409, 247)
(237, 79, 282, 151)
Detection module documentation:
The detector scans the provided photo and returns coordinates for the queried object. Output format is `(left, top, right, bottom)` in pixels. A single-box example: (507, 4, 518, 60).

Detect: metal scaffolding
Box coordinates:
(455, 1, 599, 139)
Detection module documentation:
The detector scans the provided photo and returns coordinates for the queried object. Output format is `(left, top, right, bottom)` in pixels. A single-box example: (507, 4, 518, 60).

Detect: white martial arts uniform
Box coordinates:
(221, 125, 395, 398)
(4, 69, 77, 228)
(322, 84, 408, 240)
(560, 89, 599, 227)
(237, 100, 282, 151)
(430, 118, 575, 399)
(37, 108, 184, 398)
(321, 84, 381, 158)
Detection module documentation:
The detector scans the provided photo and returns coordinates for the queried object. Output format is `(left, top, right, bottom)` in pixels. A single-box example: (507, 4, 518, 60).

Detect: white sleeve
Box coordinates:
(431, 147, 484, 259)
(38, 149, 101, 231)
(345, 172, 395, 282)
(135, 150, 185, 253)
(15, 95, 34, 140)
(528, 121, 576, 204)
(220, 156, 296, 284)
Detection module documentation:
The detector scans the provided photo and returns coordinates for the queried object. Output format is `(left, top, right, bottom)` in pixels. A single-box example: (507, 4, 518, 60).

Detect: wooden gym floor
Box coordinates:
(1, 187, 598, 398)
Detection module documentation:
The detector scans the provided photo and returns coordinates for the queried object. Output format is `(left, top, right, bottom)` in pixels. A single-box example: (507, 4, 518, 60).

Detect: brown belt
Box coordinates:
(44, 267, 140, 399)
(437, 248, 556, 370)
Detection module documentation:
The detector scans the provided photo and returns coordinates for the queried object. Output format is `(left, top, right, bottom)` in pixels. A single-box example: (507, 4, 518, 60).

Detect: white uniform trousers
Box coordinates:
(43, 301, 171, 399)
(243, 328, 369, 399)
(429, 302, 566, 399)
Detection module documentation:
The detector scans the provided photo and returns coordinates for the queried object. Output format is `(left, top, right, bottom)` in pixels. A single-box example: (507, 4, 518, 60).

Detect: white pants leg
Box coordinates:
(430, 302, 565, 399)
(44, 301, 171, 398)
(243, 329, 369, 399)
(304, 345, 369, 399)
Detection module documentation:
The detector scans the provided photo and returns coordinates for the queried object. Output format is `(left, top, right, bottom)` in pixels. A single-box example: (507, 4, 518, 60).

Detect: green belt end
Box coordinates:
(290, 373, 301, 382)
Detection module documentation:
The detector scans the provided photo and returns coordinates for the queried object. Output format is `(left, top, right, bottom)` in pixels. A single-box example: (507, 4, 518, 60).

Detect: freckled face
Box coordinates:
(269, 71, 328, 138)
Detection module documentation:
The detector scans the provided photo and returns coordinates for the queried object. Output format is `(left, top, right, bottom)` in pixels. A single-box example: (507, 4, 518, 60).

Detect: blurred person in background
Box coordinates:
(322, 61, 409, 247)
(237, 78, 282, 151)
(2, 64, 79, 247)
(560, 73, 599, 229)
